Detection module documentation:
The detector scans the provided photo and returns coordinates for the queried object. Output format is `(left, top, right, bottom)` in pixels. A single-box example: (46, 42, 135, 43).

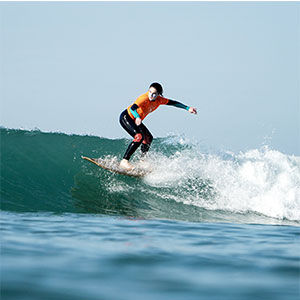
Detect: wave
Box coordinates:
(1, 127, 299, 225)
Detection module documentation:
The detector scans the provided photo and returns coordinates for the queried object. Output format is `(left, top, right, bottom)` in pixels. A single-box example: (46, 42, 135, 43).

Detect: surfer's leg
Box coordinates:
(119, 110, 137, 138)
(140, 124, 153, 155)
(119, 110, 144, 160)
(123, 133, 144, 160)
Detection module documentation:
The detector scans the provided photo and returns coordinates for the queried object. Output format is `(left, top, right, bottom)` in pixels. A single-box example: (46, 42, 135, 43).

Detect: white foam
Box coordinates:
(143, 146, 300, 221)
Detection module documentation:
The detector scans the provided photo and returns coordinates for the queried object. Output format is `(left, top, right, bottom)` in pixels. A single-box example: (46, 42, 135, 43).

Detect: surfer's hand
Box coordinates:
(189, 107, 197, 115)
(135, 117, 142, 126)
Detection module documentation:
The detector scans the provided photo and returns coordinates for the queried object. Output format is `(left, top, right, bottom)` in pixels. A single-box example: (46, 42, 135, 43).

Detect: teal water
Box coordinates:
(1, 128, 300, 299)
(1, 212, 299, 300)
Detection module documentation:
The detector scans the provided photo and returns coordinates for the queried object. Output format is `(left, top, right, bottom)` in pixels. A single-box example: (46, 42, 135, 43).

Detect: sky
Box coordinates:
(1, 1, 299, 155)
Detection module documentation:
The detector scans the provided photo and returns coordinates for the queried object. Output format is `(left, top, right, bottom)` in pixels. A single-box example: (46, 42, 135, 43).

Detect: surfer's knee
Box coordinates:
(133, 133, 143, 143)
(143, 134, 153, 145)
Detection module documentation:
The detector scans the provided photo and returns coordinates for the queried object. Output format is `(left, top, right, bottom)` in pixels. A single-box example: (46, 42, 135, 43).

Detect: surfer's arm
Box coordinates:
(167, 99, 189, 110)
(167, 100, 197, 114)
(129, 104, 141, 119)
(129, 104, 142, 126)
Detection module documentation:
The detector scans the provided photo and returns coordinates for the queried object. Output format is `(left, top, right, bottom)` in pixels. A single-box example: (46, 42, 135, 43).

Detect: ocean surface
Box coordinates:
(1, 127, 300, 299)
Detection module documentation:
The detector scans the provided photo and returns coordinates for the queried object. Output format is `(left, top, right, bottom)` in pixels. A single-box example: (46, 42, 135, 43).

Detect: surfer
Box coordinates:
(119, 82, 197, 170)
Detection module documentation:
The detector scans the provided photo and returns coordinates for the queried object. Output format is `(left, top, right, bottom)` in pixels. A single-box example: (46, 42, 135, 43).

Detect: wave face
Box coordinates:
(1, 128, 300, 224)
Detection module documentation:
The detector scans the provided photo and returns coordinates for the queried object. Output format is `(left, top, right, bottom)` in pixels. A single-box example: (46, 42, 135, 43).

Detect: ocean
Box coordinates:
(1, 127, 300, 299)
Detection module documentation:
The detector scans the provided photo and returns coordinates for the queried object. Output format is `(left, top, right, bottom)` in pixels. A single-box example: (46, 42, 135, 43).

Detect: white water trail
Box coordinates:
(144, 144, 300, 221)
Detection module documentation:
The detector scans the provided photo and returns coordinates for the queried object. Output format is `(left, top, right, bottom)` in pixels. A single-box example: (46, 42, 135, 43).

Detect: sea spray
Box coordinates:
(144, 145, 300, 221)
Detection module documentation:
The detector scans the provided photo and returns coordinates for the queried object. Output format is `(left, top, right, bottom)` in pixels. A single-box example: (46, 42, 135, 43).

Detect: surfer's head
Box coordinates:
(148, 82, 163, 101)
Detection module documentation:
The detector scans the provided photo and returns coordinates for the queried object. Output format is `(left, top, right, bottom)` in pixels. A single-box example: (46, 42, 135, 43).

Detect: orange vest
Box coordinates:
(127, 92, 169, 120)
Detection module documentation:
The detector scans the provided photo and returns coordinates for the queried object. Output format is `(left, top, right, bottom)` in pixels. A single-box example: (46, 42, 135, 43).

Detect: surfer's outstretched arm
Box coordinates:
(167, 100, 197, 114)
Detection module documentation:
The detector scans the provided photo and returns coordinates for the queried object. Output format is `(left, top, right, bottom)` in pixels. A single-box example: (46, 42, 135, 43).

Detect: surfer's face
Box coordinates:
(148, 87, 158, 101)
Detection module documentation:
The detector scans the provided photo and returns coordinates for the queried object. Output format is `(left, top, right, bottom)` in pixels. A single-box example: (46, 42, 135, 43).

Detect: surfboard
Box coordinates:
(81, 156, 150, 178)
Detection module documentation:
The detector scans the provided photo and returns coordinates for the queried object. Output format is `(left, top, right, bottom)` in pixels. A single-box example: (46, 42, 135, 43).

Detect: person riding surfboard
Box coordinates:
(119, 82, 197, 170)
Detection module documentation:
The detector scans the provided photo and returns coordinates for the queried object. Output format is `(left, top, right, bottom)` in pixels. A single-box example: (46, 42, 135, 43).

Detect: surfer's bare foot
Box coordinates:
(119, 159, 134, 171)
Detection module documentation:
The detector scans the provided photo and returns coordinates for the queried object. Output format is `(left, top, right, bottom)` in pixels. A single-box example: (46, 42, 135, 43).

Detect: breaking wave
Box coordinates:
(1, 128, 299, 225)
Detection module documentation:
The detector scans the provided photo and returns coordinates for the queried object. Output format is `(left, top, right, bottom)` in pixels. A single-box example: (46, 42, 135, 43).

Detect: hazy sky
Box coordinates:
(1, 1, 299, 155)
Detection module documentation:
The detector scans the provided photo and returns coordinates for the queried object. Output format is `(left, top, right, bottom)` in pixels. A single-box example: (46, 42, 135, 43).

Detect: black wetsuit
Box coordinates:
(119, 110, 153, 160)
